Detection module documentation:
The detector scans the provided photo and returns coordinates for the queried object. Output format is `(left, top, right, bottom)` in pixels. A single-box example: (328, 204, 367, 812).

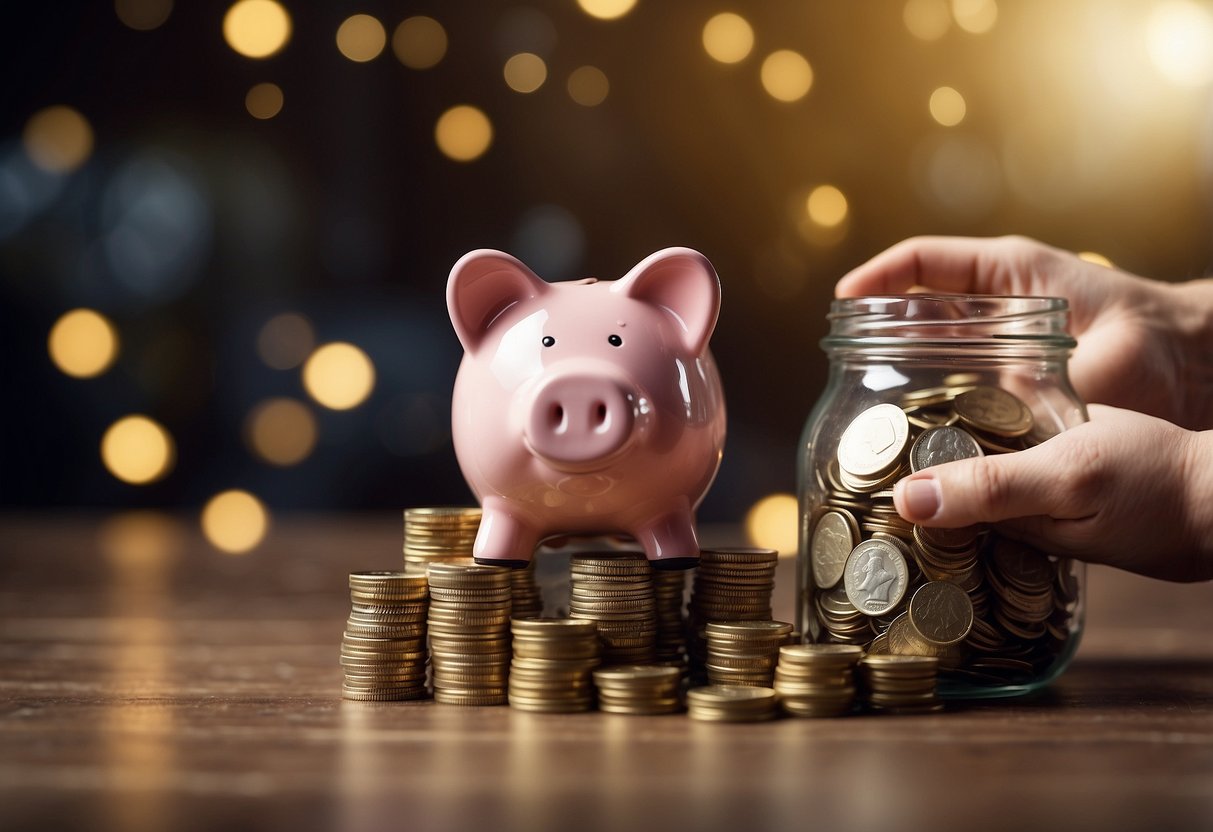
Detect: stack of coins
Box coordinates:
(704, 620, 794, 687)
(403, 507, 481, 570)
(806, 384, 1080, 689)
(687, 548, 778, 674)
(509, 557, 545, 619)
(859, 654, 943, 714)
(592, 665, 682, 715)
(341, 572, 429, 701)
(508, 618, 600, 713)
(652, 568, 688, 666)
(774, 644, 862, 717)
(568, 552, 657, 665)
(686, 685, 778, 722)
(427, 562, 512, 706)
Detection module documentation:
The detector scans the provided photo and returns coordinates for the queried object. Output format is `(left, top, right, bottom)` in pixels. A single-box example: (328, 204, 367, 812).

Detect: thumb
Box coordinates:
(892, 449, 1062, 527)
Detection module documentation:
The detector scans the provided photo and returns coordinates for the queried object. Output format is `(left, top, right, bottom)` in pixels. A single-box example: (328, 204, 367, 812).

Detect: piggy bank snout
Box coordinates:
(525, 373, 636, 467)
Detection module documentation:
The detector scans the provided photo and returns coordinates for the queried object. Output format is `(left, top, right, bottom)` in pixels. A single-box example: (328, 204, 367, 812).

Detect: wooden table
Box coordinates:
(2, 514, 1212, 832)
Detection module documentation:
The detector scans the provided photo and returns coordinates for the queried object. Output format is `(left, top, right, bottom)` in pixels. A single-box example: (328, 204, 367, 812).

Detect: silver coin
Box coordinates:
(811, 510, 858, 589)
(909, 425, 984, 473)
(842, 538, 909, 616)
(837, 404, 910, 478)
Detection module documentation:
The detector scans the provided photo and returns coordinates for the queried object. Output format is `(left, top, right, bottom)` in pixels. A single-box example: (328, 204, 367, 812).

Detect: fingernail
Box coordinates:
(898, 478, 941, 521)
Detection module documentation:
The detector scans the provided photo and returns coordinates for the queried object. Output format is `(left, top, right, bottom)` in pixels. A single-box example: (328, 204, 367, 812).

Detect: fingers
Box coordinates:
(835, 234, 1063, 299)
(892, 440, 1084, 528)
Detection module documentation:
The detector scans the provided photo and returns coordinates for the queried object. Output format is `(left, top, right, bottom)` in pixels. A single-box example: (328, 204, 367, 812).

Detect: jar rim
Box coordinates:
(824, 293, 1077, 350)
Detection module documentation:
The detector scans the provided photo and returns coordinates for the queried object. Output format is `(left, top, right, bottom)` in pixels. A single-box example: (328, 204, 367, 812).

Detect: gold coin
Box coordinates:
(953, 386, 1033, 437)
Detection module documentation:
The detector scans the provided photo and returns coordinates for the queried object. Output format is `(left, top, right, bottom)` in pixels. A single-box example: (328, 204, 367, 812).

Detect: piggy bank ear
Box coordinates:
(612, 247, 721, 355)
(447, 249, 548, 352)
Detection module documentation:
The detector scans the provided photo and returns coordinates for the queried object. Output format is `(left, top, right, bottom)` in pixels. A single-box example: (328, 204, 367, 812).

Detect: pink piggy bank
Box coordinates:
(447, 247, 727, 570)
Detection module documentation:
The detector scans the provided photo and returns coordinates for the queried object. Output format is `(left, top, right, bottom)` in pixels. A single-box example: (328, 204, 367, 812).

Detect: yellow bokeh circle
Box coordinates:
(101, 415, 175, 485)
(23, 106, 94, 174)
(302, 342, 376, 410)
(577, 0, 638, 21)
(504, 53, 547, 93)
(434, 105, 493, 162)
(223, 0, 292, 59)
(392, 16, 447, 69)
(336, 14, 386, 62)
(48, 308, 119, 378)
(806, 185, 849, 228)
(702, 13, 754, 64)
(745, 493, 798, 555)
(245, 82, 284, 119)
(201, 490, 269, 554)
(760, 50, 813, 102)
(245, 397, 317, 466)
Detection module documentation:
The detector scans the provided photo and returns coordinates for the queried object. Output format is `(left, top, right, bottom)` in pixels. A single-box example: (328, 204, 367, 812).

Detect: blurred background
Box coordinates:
(4, 0, 1213, 556)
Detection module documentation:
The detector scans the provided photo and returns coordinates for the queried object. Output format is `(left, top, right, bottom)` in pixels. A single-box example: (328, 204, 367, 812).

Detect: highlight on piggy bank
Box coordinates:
(446, 247, 727, 570)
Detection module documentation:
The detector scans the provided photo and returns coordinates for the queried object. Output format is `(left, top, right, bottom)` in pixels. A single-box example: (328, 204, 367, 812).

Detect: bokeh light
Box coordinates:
(336, 14, 386, 63)
(903, 0, 950, 41)
(257, 312, 315, 369)
(245, 82, 283, 119)
(245, 397, 317, 466)
(435, 105, 493, 162)
(101, 415, 175, 485)
(1078, 251, 1114, 268)
(806, 185, 849, 228)
(577, 0, 637, 21)
(223, 0, 291, 59)
(48, 308, 119, 378)
(115, 0, 173, 31)
(702, 12, 754, 64)
(760, 50, 813, 102)
(1146, 1, 1213, 88)
(567, 66, 610, 106)
(929, 86, 966, 126)
(951, 0, 998, 34)
(745, 493, 798, 555)
(392, 16, 447, 69)
(504, 53, 547, 93)
(201, 490, 269, 554)
(22, 106, 94, 174)
(303, 342, 376, 410)
(98, 510, 185, 571)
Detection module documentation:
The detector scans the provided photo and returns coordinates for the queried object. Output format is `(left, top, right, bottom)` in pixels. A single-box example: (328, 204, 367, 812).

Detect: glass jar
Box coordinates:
(796, 295, 1086, 699)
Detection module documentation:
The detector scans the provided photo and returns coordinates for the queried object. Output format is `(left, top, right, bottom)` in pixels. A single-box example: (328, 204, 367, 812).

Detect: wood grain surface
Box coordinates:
(2, 514, 1212, 832)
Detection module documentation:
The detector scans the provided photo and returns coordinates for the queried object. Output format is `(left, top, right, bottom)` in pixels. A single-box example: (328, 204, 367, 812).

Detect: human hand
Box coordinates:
(892, 405, 1213, 582)
(836, 235, 1213, 430)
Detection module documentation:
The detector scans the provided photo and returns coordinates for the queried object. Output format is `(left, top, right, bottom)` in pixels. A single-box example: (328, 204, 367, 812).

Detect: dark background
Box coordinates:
(3, 0, 1212, 530)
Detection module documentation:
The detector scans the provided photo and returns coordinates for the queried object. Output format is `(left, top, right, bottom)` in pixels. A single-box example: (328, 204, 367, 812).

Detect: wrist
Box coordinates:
(1181, 428, 1213, 581)
(1158, 278, 1213, 429)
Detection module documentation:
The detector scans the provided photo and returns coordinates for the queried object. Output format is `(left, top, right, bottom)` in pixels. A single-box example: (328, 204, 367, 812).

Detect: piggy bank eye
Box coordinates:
(608, 334, 623, 347)
(541, 335, 556, 347)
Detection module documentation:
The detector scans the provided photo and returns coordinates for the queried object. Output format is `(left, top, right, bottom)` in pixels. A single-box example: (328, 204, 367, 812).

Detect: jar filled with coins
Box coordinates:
(797, 295, 1086, 698)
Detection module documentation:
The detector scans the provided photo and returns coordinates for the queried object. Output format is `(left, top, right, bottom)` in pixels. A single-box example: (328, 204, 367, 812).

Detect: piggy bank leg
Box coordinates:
(634, 504, 700, 571)
(473, 499, 539, 569)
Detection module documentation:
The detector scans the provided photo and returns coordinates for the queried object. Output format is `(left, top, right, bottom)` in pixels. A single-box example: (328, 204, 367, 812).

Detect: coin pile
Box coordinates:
(508, 618, 600, 713)
(773, 644, 862, 717)
(593, 665, 682, 715)
(686, 684, 778, 722)
(807, 383, 1079, 689)
(687, 548, 778, 675)
(568, 552, 657, 665)
(427, 562, 512, 706)
(704, 620, 794, 688)
(652, 568, 688, 666)
(404, 507, 481, 570)
(509, 557, 545, 619)
(341, 572, 429, 701)
(859, 654, 943, 714)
